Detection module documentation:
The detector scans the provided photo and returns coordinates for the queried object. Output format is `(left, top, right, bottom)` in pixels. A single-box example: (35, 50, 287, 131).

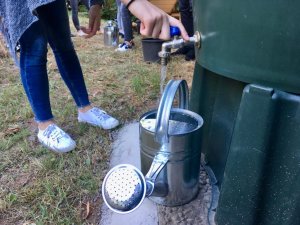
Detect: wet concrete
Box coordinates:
(99, 122, 212, 225)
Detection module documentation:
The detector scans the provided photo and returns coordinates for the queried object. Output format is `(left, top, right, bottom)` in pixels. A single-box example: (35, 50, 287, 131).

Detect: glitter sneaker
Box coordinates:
(78, 107, 119, 130)
(115, 41, 134, 52)
(37, 124, 76, 153)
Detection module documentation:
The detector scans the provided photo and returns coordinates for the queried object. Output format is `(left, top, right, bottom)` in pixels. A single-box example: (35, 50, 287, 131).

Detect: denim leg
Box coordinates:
(121, 3, 133, 42)
(116, 0, 124, 34)
(179, 0, 194, 36)
(81, 0, 90, 10)
(70, 0, 80, 30)
(19, 22, 53, 122)
(36, 0, 90, 108)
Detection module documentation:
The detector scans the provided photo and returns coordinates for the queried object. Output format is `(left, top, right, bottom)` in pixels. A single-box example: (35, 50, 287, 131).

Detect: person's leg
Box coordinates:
(19, 21, 76, 152)
(116, 0, 124, 35)
(36, 0, 119, 129)
(116, 3, 134, 51)
(174, 0, 195, 60)
(121, 4, 133, 42)
(70, 0, 80, 31)
(179, 0, 194, 36)
(81, 0, 90, 11)
(36, 0, 91, 110)
(19, 22, 53, 124)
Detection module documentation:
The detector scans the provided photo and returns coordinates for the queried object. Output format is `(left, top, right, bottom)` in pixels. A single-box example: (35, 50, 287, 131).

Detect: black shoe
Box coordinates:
(185, 48, 195, 61)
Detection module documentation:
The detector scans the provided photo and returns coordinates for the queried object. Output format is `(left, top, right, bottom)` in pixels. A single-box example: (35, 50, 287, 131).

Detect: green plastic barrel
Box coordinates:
(190, 1, 300, 224)
(194, 0, 300, 94)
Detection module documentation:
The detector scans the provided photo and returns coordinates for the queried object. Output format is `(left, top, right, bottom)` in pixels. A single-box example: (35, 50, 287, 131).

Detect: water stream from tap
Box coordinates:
(160, 65, 167, 95)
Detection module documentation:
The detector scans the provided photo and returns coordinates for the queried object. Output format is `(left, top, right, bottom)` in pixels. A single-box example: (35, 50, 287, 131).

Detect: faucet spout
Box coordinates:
(159, 39, 185, 66)
(159, 31, 201, 66)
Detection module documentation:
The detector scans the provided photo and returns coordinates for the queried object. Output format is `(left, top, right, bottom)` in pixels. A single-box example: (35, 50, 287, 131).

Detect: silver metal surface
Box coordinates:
(155, 80, 189, 144)
(102, 158, 169, 214)
(103, 79, 204, 212)
(102, 164, 146, 214)
(145, 154, 169, 196)
(159, 32, 201, 65)
(189, 31, 201, 49)
(139, 79, 204, 206)
(103, 20, 119, 46)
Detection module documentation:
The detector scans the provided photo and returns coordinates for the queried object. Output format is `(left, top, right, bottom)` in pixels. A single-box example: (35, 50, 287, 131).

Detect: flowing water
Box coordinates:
(160, 65, 167, 95)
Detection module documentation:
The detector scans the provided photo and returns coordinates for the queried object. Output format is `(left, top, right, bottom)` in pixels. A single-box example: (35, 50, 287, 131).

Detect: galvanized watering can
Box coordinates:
(103, 20, 119, 47)
(102, 79, 203, 213)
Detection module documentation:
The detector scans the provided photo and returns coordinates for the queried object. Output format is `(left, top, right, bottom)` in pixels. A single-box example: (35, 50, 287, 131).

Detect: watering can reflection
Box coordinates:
(102, 80, 204, 213)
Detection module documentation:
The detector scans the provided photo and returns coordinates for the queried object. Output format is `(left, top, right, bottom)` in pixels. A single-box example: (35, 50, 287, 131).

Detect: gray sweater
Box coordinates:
(0, 0, 103, 63)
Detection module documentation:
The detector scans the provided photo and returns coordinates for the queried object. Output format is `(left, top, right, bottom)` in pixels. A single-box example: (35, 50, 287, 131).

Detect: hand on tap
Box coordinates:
(121, 0, 190, 41)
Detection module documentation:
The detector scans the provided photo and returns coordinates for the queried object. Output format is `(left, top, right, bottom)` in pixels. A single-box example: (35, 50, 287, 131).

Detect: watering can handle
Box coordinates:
(155, 79, 189, 144)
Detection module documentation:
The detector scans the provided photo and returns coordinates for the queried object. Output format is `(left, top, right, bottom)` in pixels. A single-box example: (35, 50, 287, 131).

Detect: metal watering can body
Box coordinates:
(102, 80, 203, 213)
(139, 79, 204, 206)
(139, 112, 202, 206)
(103, 20, 119, 46)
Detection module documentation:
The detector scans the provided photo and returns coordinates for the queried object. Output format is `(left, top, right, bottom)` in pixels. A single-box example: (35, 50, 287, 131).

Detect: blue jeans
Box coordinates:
(115, 0, 124, 34)
(120, 3, 133, 42)
(19, 0, 90, 122)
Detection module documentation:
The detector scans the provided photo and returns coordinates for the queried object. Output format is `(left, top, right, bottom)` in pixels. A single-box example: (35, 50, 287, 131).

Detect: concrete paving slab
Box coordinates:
(99, 122, 159, 225)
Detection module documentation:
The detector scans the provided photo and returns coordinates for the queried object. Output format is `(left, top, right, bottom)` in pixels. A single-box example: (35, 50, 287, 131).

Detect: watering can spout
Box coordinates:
(145, 154, 169, 196)
(101, 153, 169, 214)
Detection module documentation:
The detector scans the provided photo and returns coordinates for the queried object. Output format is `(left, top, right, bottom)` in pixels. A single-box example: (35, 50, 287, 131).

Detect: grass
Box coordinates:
(0, 11, 194, 225)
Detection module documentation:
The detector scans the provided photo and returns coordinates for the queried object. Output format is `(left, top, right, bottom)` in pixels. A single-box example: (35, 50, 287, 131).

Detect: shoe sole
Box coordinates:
(115, 49, 132, 52)
(38, 138, 76, 153)
(78, 119, 119, 130)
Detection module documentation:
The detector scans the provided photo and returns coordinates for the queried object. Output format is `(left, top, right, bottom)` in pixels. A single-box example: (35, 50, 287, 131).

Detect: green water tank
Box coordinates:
(194, 0, 300, 94)
(189, 1, 300, 225)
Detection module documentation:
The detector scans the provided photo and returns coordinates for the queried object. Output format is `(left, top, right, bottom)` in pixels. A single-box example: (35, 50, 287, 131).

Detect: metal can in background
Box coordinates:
(103, 20, 119, 47)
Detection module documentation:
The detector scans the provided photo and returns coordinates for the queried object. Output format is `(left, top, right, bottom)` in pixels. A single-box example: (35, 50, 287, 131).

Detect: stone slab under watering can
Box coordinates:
(102, 79, 204, 213)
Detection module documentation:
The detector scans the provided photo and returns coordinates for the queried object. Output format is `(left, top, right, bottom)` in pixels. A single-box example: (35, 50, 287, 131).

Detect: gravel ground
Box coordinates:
(157, 165, 213, 225)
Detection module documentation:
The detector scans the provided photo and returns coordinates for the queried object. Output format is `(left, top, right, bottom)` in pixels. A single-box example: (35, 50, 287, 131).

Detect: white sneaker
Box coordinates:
(115, 42, 133, 52)
(37, 124, 76, 153)
(78, 107, 119, 130)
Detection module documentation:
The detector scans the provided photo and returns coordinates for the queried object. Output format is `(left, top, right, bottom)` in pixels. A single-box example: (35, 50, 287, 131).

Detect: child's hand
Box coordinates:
(124, 0, 189, 41)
